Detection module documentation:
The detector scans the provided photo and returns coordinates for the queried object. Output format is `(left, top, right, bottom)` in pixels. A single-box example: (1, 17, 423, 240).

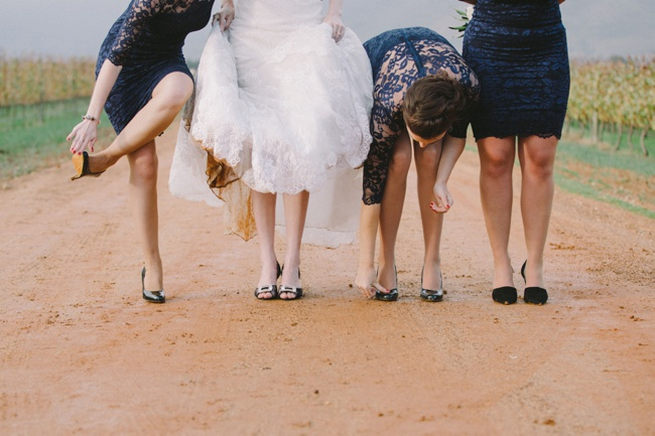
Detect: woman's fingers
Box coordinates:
(430, 200, 450, 214)
(333, 23, 345, 42)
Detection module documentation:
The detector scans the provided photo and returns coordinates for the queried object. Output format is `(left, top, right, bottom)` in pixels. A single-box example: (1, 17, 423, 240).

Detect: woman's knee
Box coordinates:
(389, 147, 412, 177)
(523, 139, 557, 179)
(415, 146, 439, 173)
(480, 146, 514, 178)
(130, 148, 158, 184)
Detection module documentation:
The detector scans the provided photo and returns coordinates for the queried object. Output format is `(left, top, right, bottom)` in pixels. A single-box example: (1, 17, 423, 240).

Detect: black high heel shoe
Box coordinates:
(492, 286, 517, 305)
(254, 262, 282, 300)
(520, 260, 548, 305)
(141, 267, 165, 304)
(420, 266, 443, 302)
(375, 266, 399, 302)
(71, 151, 105, 180)
(279, 265, 303, 300)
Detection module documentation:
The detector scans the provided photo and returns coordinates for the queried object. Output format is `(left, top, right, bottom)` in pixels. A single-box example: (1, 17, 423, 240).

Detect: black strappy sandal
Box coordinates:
(279, 265, 303, 300)
(254, 262, 282, 300)
(520, 260, 548, 305)
(375, 265, 398, 301)
(141, 267, 165, 304)
(71, 151, 105, 180)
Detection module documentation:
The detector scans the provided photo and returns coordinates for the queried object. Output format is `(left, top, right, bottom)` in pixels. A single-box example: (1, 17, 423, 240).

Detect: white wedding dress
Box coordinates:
(169, 0, 373, 246)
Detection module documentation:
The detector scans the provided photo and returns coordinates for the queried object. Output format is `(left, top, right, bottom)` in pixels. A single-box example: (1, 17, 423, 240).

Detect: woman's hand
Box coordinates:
(67, 119, 98, 155)
(355, 265, 385, 299)
(323, 13, 346, 42)
(213, 1, 235, 32)
(430, 182, 454, 213)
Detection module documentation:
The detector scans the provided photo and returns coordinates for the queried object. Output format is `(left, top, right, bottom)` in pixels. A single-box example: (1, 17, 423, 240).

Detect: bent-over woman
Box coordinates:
(355, 27, 479, 301)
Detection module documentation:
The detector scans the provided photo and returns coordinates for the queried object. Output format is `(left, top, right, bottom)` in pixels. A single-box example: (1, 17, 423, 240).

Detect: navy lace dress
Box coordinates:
(463, 0, 570, 139)
(97, 0, 215, 133)
(362, 27, 479, 205)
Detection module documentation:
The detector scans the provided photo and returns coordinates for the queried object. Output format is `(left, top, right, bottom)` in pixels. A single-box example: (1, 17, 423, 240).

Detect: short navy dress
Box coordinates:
(463, 0, 570, 139)
(362, 27, 479, 205)
(97, 0, 215, 133)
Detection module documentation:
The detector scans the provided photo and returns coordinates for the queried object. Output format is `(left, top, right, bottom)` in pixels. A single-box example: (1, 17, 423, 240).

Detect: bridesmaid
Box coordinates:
(355, 27, 479, 302)
(66, 0, 218, 303)
(461, 0, 569, 304)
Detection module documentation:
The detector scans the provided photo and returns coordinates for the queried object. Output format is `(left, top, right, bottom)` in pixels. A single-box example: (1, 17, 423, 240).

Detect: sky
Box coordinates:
(0, 0, 654, 60)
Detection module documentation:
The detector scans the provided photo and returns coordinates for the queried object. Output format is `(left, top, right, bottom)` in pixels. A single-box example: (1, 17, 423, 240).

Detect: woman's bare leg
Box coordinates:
(88, 72, 193, 173)
(414, 140, 445, 290)
(517, 135, 558, 288)
(127, 141, 162, 291)
(355, 202, 381, 297)
(280, 191, 309, 298)
(378, 132, 412, 291)
(478, 137, 516, 289)
(252, 190, 278, 298)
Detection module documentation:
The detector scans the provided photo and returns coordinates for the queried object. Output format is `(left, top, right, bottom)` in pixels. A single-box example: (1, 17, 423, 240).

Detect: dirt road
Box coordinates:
(1, 125, 653, 434)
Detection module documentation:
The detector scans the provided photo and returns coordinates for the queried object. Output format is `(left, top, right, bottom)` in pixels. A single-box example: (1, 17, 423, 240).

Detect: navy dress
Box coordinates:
(362, 27, 479, 205)
(97, 0, 215, 133)
(463, 0, 570, 139)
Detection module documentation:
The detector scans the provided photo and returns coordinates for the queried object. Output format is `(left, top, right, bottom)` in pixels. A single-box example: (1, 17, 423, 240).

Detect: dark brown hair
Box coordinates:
(402, 72, 468, 139)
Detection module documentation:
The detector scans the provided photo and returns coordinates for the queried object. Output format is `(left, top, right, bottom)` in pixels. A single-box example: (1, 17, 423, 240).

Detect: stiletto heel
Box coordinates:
(375, 265, 398, 301)
(520, 260, 548, 305)
(141, 267, 165, 303)
(71, 151, 105, 180)
(420, 266, 443, 302)
(254, 261, 281, 300)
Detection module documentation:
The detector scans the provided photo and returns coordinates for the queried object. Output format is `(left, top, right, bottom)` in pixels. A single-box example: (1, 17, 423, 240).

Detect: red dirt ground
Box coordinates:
(1, 125, 653, 434)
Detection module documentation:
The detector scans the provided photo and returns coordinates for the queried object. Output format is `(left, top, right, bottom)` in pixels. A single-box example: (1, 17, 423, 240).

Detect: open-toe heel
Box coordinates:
(71, 151, 105, 180)
(141, 267, 165, 304)
(279, 265, 303, 300)
(254, 261, 281, 300)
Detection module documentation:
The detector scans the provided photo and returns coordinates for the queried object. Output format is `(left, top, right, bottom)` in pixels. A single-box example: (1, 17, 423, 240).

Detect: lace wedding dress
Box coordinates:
(169, 0, 373, 246)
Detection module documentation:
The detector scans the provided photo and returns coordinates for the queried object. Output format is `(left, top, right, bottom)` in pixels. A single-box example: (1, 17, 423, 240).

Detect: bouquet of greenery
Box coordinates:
(449, 6, 474, 37)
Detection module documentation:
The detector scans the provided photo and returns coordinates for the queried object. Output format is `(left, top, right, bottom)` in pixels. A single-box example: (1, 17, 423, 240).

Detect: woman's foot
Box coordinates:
(420, 265, 443, 302)
(279, 264, 302, 300)
(521, 261, 548, 304)
(71, 152, 105, 180)
(143, 259, 164, 291)
(256, 261, 281, 300)
(375, 263, 398, 301)
(491, 261, 516, 304)
(141, 266, 165, 304)
(421, 262, 442, 293)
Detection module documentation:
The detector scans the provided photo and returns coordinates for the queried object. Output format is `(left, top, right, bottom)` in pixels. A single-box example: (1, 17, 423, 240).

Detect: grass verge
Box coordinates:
(0, 99, 113, 179)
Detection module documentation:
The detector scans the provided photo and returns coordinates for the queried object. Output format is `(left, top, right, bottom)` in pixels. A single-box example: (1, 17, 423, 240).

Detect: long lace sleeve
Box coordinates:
(363, 99, 402, 205)
(107, 0, 163, 66)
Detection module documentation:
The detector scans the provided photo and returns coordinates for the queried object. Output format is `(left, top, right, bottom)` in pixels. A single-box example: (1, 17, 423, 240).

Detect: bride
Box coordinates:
(170, 0, 373, 300)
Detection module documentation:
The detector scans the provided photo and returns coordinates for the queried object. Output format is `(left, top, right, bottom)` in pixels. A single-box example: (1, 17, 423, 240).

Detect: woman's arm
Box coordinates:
(68, 0, 161, 153)
(324, 0, 345, 42)
(67, 60, 121, 155)
(430, 136, 465, 213)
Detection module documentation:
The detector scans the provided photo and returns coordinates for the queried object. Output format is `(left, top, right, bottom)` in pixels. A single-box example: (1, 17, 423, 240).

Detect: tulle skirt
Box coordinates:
(169, 0, 373, 246)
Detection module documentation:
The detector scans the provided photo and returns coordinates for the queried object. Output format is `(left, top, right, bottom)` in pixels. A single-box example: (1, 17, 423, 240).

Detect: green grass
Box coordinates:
(557, 140, 654, 177)
(0, 99, 112, 179)
(555, 172, 655, 219)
